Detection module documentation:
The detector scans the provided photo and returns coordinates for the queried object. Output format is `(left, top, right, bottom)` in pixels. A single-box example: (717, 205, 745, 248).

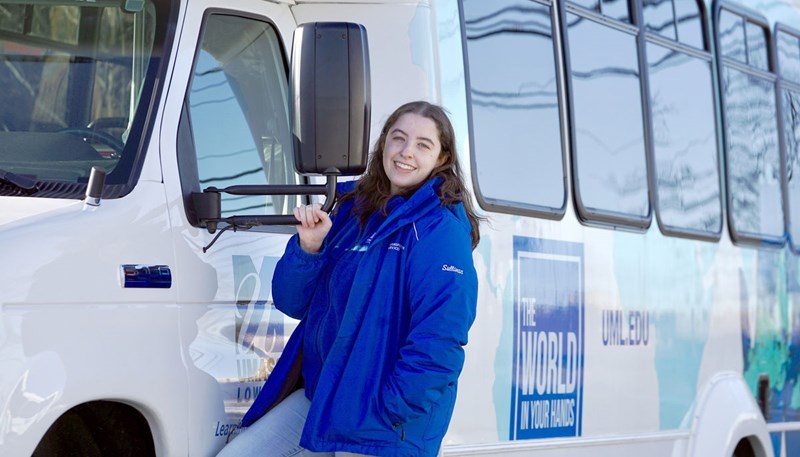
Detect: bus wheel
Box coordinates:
(732, 438, 756, 457)
(32, 401, 155, 457)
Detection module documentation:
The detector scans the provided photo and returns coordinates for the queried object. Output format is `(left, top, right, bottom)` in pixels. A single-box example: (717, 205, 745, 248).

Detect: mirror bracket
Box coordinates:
(191, 170, 340, 234)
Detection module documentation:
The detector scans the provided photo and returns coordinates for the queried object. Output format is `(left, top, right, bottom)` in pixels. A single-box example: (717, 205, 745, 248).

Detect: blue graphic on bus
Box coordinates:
(510, 236, 584, 440)
(740, 250, 800, 456)
(233, 255, 284, 358)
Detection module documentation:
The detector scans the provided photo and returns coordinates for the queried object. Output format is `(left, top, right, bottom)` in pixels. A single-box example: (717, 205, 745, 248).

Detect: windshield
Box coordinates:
(0, 0, 171, 198)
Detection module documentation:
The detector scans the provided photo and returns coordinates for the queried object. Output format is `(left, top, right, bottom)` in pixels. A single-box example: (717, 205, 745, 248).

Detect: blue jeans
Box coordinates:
(216, 389, 371, 457)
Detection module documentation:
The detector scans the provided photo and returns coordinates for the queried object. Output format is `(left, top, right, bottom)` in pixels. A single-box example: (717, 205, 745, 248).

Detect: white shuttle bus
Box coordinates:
(2, 0, 800, 455)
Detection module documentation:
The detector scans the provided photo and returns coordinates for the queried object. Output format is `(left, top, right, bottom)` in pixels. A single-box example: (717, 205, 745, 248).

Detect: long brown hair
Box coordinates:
(338, 101, 482, 249)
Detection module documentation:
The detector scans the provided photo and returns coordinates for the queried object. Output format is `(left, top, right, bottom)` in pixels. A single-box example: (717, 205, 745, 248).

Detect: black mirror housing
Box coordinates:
(291, 22, 370, 176)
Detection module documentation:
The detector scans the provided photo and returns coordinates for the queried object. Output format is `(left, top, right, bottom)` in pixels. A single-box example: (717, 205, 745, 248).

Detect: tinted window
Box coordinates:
(30, 6, 80, 45)
(746, 21, 769, 71)
(601, 0, 629, 23)
(0, 2, 160, 187)
(184, 15, 299, 218)
(567, 13, 649, 221)
(568, 0, 627, 22)
(719, 10, 746, 63)
(463, 0, 565, 211)
(777, 29, 800, 83)
(0, 5, 24, 33)
(674, 0, 704, 49)
(569, 0, 600, 13)
(643, 0, 676, 40)
(647, 43, 720, 233)
(722, 67, 782, 239)
(643, 0, 704, 49)
(783, 89, 800, 247)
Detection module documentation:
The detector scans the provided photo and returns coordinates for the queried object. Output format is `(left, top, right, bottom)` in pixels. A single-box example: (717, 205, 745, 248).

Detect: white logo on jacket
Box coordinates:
(442, 264, 464, 275)
(388, 242, 405, 251)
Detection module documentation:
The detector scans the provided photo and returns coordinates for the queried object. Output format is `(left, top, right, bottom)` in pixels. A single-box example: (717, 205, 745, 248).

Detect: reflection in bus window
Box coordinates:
(569, 0, 600, 14)
(782, 90, 800, 247)
(601, 0, 629, 23)
(647, 43, 720, 234)
(722, 68, 783, 239)
(643, 0, 677, 40)
(643, 0, 704, 48)
(777, 30, 800, 83)
(746, 22, 769, 71)
(185, 15, 299, 218)
(463, 0, 565, 213)
(567, 13, 649, 221)
(567, 0, 629, 22)
(777, 27, 800, 249)
(30, 6, 80, 45)
(719, 10, 746, 63)
(0, 5, 24, 33)
(674, 0, 704, 49)
(0, 2, 159, 186)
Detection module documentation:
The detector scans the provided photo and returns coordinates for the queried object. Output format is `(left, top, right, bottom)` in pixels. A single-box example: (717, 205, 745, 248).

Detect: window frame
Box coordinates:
(459, 0, 569, 221)
(714, 1, 786, 248)
(177, 8, 299, 234)
(562, 3, 653, 231)
(643, 0, 723, 241)
(774, 22, 800, 253)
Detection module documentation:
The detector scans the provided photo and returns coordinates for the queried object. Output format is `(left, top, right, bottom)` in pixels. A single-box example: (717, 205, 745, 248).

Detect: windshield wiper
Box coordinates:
(0, 169, 38, 194)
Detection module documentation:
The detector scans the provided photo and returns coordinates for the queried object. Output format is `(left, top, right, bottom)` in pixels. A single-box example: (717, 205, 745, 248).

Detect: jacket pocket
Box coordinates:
(423, 384, 456, 440)
(392, 422, 406, 441)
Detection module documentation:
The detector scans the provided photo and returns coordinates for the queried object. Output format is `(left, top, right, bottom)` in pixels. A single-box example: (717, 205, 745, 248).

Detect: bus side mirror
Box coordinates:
(192, 21, 371, 245)
(291, 22, 370, 176)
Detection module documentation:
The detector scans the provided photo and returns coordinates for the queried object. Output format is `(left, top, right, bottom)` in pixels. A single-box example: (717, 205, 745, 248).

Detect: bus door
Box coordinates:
(158, 1, 301, 453)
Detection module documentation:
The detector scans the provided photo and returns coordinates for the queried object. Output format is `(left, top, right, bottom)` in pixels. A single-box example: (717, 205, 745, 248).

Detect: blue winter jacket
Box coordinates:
(241, 178, 478, 457)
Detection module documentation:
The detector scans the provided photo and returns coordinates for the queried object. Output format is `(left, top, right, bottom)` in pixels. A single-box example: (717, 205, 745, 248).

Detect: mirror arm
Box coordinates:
(193, 172, 340, 234)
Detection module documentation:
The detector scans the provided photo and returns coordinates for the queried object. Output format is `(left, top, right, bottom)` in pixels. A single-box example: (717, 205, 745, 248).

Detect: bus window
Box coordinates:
(0, 1, 167, 199)
(746, 21, 769, 71)
(462, 0, 567, 217)
(647, 46, 720, 237)
(179, 13, 300, 223)
(776, 25, 800, 251)
(777, 29, 800, 83)
(674, 0, 704, 49)
(644, 0, 721, 238)
(0, 5, 24, 33)
(566, 13, 649, 226)
(29, 5, 80, 45)
(718, 10, 746, 63)
(643, 0, 704, 49)
(717, 7, 783, 244)
(600, 0, 629, 23)
(643, 0, 677, 40)
(567, 0, 630, 23)
(782, 89, 800, 250)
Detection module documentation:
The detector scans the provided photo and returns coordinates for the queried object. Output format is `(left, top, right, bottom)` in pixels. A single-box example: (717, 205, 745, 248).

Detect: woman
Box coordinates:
(219, 101, 480, 457)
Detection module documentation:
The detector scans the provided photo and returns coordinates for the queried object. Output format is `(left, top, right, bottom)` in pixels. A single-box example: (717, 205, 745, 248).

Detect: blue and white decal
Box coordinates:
(510, 237, 584, 440)
(232, 255, 285, 400)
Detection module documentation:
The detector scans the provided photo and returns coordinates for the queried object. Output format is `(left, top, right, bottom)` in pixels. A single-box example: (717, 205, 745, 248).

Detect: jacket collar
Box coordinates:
(337, 177, 469, 247)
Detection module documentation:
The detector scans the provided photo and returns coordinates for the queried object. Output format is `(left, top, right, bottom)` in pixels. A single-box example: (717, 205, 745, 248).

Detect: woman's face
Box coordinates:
(382, 112, 444, 195)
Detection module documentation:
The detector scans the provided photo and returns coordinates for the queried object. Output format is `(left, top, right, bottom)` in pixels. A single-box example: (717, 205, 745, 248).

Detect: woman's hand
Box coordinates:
(293, 203, 332, 254)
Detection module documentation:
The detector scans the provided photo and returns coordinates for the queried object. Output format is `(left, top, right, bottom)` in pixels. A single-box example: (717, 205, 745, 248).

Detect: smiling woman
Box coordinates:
(382, 113, 445, 195)
(337, 101, 482, 247)
(216, 102, 482, 457)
